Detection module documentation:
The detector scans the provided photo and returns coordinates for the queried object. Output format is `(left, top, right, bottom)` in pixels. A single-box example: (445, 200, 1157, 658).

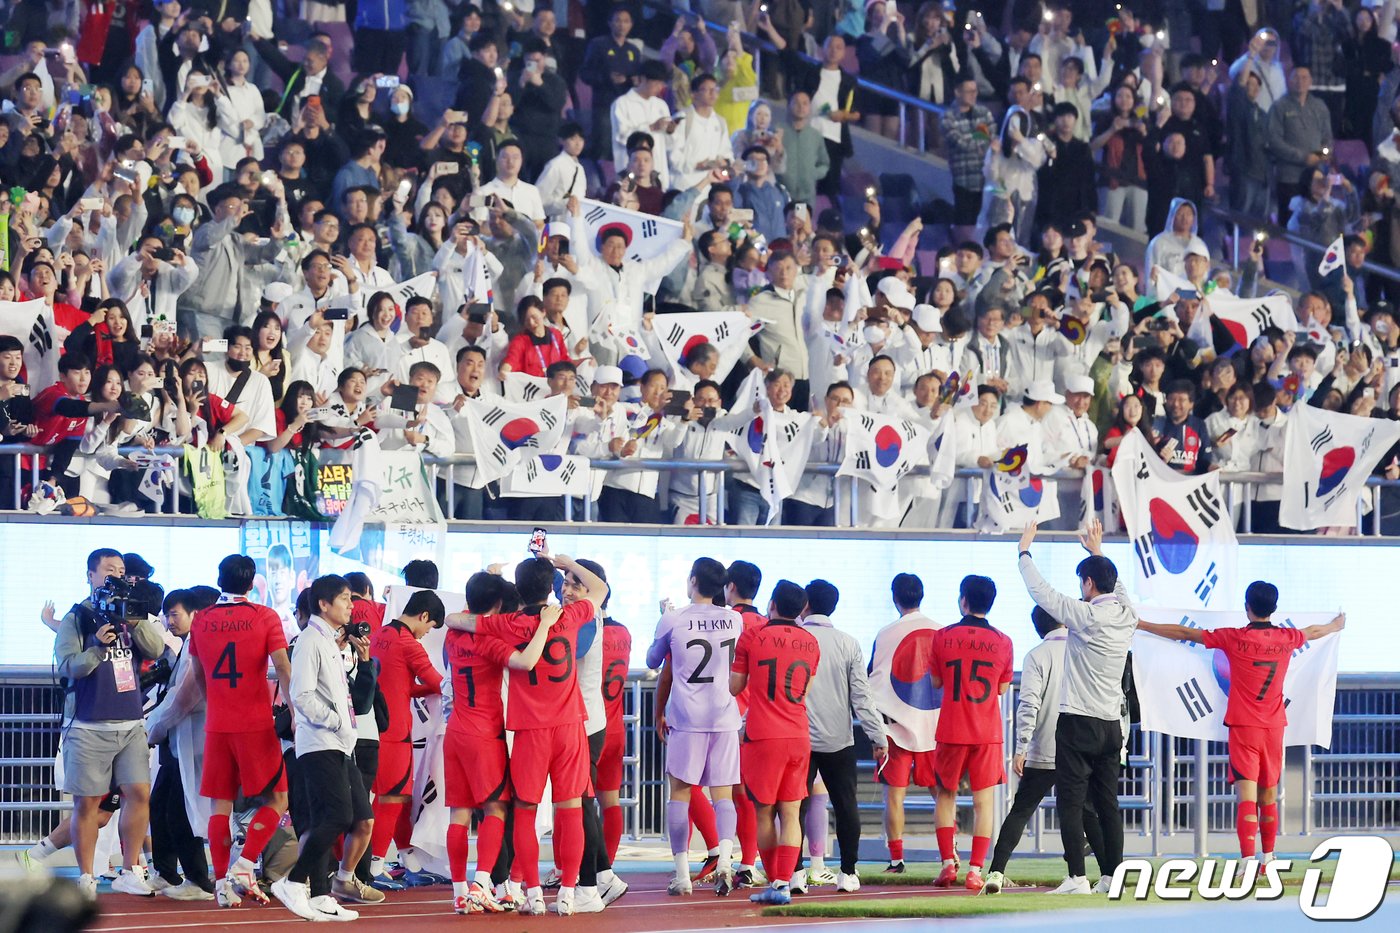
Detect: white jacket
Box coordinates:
(291, 616, 357, 757)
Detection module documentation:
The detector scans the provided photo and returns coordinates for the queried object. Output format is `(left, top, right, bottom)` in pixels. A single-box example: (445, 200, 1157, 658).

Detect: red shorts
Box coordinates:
(444, 729, 511, 809)
(596, 720, 625, 794)
(201, 729, 287, 800)
(373, 739, 414, 796)
(1228, 725, 1285, 787)
(740, 735, 810, 805)
(879, 736, 938, 789)
(933, 742, 1006, 793)
(510, 723, 590, 804)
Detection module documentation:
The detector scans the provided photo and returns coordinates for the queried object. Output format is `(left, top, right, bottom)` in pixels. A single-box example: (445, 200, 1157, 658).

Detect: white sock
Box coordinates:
(707, 846, 720, 858)
(810, 855, 825, 872)
(717, 839, 734, 873)
(577, 884, 597, 897)
(28, 838, 58, 861)
(596, 869, 615, 886)
(527, 885, 543, 900)
(475, 870, 493, 889)
(400, 847, 422, 872)
(336, 870, 354, 883)
(673, 853, 690, 878)
(370, 856, 386, 876)
(943, 858, 956, 867)
(453, 881, 469, 898)
(739, 863, 753, 873)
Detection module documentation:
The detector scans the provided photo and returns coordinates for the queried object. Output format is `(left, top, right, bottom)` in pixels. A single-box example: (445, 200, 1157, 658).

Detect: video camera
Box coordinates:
(93, 574, 164, 624)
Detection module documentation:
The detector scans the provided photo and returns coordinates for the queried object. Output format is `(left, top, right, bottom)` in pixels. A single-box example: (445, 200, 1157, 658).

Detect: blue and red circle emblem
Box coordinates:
(499, 418, 539, 449)
(1148, 497, 1199, 574)
(890, 629, 941, 711)
(1317, 446, 1354, 498)
(874, 425, 902, 468)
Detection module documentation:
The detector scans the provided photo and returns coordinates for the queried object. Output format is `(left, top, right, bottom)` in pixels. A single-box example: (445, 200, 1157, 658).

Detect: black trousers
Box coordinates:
(288, 750, 372, 897)
(150, 741, 213, 890)
(796, 745, 863, 875)
(1054, 715, 1123, 878)
(580, 727, 610, 886)
(599, 487, 661, 523)
(489, 805, 516, 886)
(782, 500, 836, 527)
(352, 739, 379, 883)
(989, 766, 1105, 875)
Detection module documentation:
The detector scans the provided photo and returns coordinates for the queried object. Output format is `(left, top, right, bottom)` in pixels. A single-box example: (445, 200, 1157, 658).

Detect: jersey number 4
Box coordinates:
(212, 643, 243, 690)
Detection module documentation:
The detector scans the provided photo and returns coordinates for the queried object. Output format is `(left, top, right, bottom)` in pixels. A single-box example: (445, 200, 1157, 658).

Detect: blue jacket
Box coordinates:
(356, 0, 408, 32)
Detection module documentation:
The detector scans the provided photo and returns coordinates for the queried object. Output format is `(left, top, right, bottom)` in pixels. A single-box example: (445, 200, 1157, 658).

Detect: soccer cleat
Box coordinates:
(76, 874, 98, 902)
(933, 862, 960, 888)
(981, 870, 1006, 895)
(749, 883, 792, 905)
(807, 867, 837, 886)
(228, 858, 269, 904)
(332, 875, 385, 904)
(469, 880, 506, 912)
(692, 854, 719, 883)
(494, 882, 521, 911)
(541, 867, 563, 889)
(14, 851, 42, 873)
(161, 880, 215, 901)
(789, 869, 808, 895)
(310, 893, 359, 921)
(215, 877, 242, 907)
(836, 870, 861, 892)
(964, 869, 985, 893)
(401, 868, 448, 887)
(1050, 875, 1093, 895)
(370, 871, 406, 891)
(1092, 876, 1113, 894)
(714, 869, 734, 897)
(599, 873, 629, 905)
(454, 894, 481, 915)
(572, 885, 606, 913)
(112, 866, 156, 897)
(520, 886, 547, 915)
(882, 860, 906, 874)
(667, 874, 693, 896)
(551, 887, 576, 915)
(270, 876, 321, 920)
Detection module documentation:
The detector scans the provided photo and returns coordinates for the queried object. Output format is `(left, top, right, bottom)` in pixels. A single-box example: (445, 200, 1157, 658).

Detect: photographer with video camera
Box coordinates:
(54, 548, 168, 900)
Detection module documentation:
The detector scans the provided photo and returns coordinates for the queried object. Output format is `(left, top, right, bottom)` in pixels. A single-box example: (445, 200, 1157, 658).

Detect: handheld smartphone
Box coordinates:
(141, 78, 154, 97)
(390, 383, 420, 413)
(79, 197, 104, 211)
(438, 162, 460, 175)
(376, 75, 401, 89)
(202, 338, 228, 354)
(261, 170, 277, 187)
(663, 391, 692, 416)
(14, 384, 30, 396)
(166, 136, 187, 150)
(528, 527, 548, 555)
(141, 323, 154, 340)
(395, 178, 413, 201)
(153, 246, 176, 261)
(322, 307, 350, 322)
(1215, 428, 1238, 445)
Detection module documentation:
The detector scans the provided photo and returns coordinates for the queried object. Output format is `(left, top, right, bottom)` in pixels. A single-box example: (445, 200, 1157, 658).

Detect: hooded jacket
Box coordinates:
(1143, 198, 1209, 277)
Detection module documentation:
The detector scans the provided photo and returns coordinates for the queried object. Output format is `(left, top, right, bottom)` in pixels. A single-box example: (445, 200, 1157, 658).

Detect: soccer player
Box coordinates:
(928, 575, 1014, 892)
(186, 554, 292, 908)
(443, 572, 557, 914)
(367, 592, 446, 884)
(730, 580, 822, 906)
(346, 572, 386, 637)
(647, 558, 745, 897)
(725, 559, 768, 885)
(867, 572, 941, 873)
(444, 553, 607, 916)
(1136, 583, 1344, 862)
(598, 603, 633, 864)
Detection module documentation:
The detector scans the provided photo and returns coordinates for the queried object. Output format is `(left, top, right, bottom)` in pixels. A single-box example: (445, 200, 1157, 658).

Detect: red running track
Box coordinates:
(85, 873, 1017, 932)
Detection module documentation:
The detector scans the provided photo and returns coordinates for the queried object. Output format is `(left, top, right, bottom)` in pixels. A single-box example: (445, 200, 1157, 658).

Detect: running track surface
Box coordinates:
(86, 873, 1037, 932)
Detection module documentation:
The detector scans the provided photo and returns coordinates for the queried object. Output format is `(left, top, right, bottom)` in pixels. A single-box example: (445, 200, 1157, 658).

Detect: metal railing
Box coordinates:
(5, 443, 1399, 536)
(1207, 202, 1400, 288)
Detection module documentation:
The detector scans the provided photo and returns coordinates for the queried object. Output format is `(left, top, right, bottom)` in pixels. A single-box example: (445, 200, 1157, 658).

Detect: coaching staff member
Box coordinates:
(1016, 519, 1136, 895)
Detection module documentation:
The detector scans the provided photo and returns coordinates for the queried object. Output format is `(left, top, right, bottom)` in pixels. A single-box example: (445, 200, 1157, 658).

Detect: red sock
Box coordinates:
(513, 809, 541, 888)
(602, 805, 623, 863)
(889, 839, 905, 862)
(1260, 803, 1278, 855)
(553, 807, 585, 888)
(936, 826, 956, 862)
(394, 801, 415, 849)
(208, 814, 232, 878)
(735, 793, 757, 864)
(476, 814, 506, 878)
(1237, 801, 1258, 858)
(775, 844, 800, 884)
(970, 835, 990, 869)
(689, 792, 719, 850)
(370, 801, 404, 859)
(760, 846, 777, 878)
(447, 824, 470, 883)
(239, 806, 281, 864)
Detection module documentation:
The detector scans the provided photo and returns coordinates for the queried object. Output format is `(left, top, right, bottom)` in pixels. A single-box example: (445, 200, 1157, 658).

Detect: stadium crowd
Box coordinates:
(0, 0, 1398, 532)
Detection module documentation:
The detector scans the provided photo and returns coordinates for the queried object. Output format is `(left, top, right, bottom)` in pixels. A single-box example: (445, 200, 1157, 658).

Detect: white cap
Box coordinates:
(546, 221, 571, 240)
(263, 282, 294, 305)
(1185, 242, 1211, 260)
(877, 276, 916, 311)
(911, 304, 942, 332)
(1024, 380, 1066, 405)
(593, 365, 623, 386)
(1064, 374, 1096, 396)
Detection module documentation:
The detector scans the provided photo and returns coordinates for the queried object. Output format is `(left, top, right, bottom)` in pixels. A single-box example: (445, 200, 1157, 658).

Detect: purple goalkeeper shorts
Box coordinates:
(665, 729, 741, 787)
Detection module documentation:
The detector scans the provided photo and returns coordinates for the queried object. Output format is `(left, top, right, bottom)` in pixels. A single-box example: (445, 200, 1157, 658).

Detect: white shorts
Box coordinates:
(664, 729, 741, 788)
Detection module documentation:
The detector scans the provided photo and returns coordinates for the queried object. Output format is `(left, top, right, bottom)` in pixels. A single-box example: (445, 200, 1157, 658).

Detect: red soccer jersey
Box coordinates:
(190, 597, 288, 734)
(444, 629, 515, 738)
(732, 605, 768, 715)
(351, 597, 386, 637)
(601, 619, 632, 726)
(477, 600, 594, 731)
(371, 622, 444, 742)
(30, 384, 88, 447)
(1202, 624, 1308, 728)
(731, 619, 820, 741)
(929, 616, 1014, 745)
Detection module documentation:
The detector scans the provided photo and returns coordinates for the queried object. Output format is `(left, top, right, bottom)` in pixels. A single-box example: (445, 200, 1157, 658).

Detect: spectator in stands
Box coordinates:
(943, 79, 996, 242)
(1288, 169, 1361, 291)
(777, 92, 830, 207)
(1152, 380, 1214, 474)
(857, 1, 911, 140)
(1227, 68, 1271, 222)
(803, 33, 861, 199)
(1144, 199, 1207, 277)
(735, 146, 789, 242)
(1266, 66, 1334, 227)
(612, 60, 677, 189)
(670, 73, 735, 191)
(749, 251, 812, 410)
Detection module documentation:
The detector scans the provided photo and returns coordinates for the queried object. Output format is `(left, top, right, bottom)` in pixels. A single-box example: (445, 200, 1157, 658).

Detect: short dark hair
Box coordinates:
(515, 556, 557, 606)
(402, 559, 439, 589)
(891, 573, 923, 610)
(309, 574, 350, 614)
(1165, 379, 1196, 400)
(769, 580, 807, 620)
(1245, 580, 1279, 618)
(1075, 555, 1118, 594)
(344, 571, 373, 597)
(542, 276, 572, 295)
(726, 560, 762, 600)
(87, 548, 123, 573)
(959, 575, 997, 615)
(408, 361, 441, 381)
(465, 571, 506, 614)
(60, 353, 94, 374)
(575, 558, 610, 609)
(162, 589, 192, 616)
(690, 557, 728, 600)
(217, 554, 257, 595)
(457, 345, 488, 364)
(188, 586, 221, 611)
(403, 589, 446, 625)
(545, 360, 577, 379)
(805, 579, 839, 617)
(1031, 606, 1063, 637)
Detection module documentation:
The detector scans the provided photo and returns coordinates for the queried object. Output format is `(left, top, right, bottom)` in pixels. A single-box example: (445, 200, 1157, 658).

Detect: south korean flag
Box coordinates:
(578, 198, 684, 264)
(838, 410, 930, 519)
(1280, 404, 1400, 530)
(388, 270, 439, 308)
(500, 453, 592, 498)
(654, 311, 764, 385)
(1110, 430, 1237, 609)
(462, 394, 569, 487)
(503, 371, 551, 402)
(0, 298, 59, 391)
